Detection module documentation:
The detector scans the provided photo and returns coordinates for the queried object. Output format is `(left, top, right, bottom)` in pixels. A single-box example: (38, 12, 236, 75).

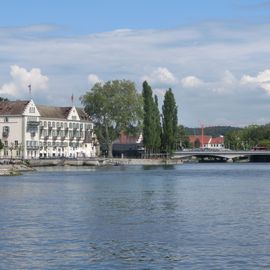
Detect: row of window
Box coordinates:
(40, 130, 85, 138)
(40, 121, 93, 130)
(26, 140, 87, 148)
(40, 142, 83, 148)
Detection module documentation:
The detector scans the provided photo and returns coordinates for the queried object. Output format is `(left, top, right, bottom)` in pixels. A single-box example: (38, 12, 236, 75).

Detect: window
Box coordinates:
(3, 126, 9, 133)
(4, 117, 8, 122)
(72, 116, 77, 120)
(52, 122, 55, 128)
(15, 140, 18, 147)
(29, 107, 35, 113)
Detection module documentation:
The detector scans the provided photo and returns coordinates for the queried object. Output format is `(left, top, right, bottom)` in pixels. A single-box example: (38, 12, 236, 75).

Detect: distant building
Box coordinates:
(112, 131, 144, 158)
(0, 99, 98, 159)
(189, 135, 224, 149)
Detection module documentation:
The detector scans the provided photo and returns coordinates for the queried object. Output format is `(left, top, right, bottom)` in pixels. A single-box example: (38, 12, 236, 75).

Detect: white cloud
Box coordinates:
(2, 22, 270, 125)
(142, 67, 177, 86)
(0, 65, 48, 97)
(87, 73, 103, 86)
(241, 69, 270, 94)
(181, 76, 203, 88)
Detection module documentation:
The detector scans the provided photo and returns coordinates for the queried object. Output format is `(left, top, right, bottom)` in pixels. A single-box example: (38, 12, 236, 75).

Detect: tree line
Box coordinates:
(81, 80, 178, 157)
(225, 124, 270, 150)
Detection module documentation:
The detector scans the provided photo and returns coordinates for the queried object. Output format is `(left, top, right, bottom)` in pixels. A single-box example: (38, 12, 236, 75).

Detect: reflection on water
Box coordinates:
(1, 164, 270, 269)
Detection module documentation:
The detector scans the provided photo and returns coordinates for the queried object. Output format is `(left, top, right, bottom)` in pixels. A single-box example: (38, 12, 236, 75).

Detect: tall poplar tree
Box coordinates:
(153, 95, 162, 152)
(142, 81, 155, 154)
(162, 88, 178, 154)
(142, 81, 162, 154)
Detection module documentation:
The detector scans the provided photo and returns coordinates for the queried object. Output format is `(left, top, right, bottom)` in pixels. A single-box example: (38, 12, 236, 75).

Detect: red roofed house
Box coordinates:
(189, 135, 224, 149)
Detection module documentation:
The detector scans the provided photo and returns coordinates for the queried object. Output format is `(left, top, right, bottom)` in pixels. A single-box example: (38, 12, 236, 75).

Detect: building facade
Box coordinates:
(0, 99, 98, 159)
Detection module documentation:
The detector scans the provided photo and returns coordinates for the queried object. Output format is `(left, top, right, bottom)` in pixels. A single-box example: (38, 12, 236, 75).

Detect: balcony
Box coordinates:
(26, 145, 39, 150)
(27, 120, 40, 127)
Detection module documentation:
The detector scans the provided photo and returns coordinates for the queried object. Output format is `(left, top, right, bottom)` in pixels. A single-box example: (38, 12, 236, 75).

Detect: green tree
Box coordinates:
(142, 81, 162, 155)
(142, 81, 155, 154)
(162, 88, 178, 154)
(0, 97, 8, 101)
(178, 125, 191, 149)
(81, 80, 143, 157)
(153, 95, 162, 152)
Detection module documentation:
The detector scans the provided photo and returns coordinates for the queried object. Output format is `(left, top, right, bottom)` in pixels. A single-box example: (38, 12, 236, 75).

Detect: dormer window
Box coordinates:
(29, 107, 35, 113)
(72, 116, 77, 120)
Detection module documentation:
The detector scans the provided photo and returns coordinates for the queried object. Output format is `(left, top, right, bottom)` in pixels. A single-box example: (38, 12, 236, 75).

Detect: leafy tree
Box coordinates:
(162, 88, 178, 154)
(81, 80, 143, 157)
(225, 123, 270, 150)
(0, 97, 8, 102)
(178, 125, 191, 149)
(194, 138, 201, 148)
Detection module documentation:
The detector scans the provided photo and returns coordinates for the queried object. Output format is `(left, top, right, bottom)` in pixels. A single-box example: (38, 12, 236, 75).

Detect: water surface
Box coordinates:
(1, 163, 270, 269)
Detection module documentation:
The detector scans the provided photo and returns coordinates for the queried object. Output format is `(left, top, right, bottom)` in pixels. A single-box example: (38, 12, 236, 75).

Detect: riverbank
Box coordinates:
(0, 158, 183, 176)
(0, 163, 35, 176)
(29, 157, 183, 167)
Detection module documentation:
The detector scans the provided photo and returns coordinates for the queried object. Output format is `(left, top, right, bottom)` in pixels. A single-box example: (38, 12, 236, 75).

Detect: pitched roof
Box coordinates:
(189, 135, 212, 144)
(76, 107, 90, 121)
(0, 100, 90, 121)
(210, 136, 224, 144)
(36, 105, 71, 119)
(0, 100, 30, 115)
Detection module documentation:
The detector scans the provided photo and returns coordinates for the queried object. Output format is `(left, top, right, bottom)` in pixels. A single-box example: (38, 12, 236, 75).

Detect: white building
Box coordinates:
(0, 99, 98, 159)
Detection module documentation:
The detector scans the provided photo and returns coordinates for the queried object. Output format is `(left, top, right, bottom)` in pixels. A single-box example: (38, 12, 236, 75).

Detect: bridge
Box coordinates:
(172, 150, 270, 162)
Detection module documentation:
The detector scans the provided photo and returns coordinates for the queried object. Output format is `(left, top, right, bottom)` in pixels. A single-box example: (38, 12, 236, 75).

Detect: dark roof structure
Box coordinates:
(0, 100, 30, 115)
(76, 107, 90, 121)
(36, 105, 71, 119)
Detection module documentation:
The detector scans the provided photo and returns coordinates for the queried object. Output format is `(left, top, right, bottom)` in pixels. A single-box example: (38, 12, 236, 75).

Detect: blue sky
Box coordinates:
(1, 0, 268, 34)
(1, 0, 270, 126)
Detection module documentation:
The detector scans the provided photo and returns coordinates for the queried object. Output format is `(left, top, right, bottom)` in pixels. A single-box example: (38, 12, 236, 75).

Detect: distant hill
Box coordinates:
(184, 126, 242, 137)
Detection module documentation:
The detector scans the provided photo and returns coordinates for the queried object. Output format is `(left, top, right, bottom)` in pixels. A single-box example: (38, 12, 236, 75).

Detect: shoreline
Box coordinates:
(0, 158, 183, 176)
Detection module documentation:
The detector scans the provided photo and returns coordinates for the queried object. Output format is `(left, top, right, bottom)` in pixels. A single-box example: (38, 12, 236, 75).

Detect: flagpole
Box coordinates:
(71, 93, 74, 106)
(28, 84, 32, 99)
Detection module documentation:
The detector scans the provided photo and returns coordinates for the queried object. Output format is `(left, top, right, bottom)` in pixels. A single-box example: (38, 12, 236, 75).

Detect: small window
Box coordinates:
(4, 117, 8, 122)
(29, 107, 35, 113)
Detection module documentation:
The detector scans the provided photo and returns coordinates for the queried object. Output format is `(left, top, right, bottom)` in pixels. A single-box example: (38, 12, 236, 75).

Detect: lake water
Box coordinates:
(0, 163, 270, 269)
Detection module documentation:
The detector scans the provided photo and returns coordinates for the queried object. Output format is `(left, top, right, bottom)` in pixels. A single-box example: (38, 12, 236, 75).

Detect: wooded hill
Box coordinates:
(184, 126, 242, 137)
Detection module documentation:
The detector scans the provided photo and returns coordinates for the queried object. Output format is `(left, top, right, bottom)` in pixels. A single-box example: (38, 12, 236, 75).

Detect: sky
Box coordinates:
(1, 0, 270, 127)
